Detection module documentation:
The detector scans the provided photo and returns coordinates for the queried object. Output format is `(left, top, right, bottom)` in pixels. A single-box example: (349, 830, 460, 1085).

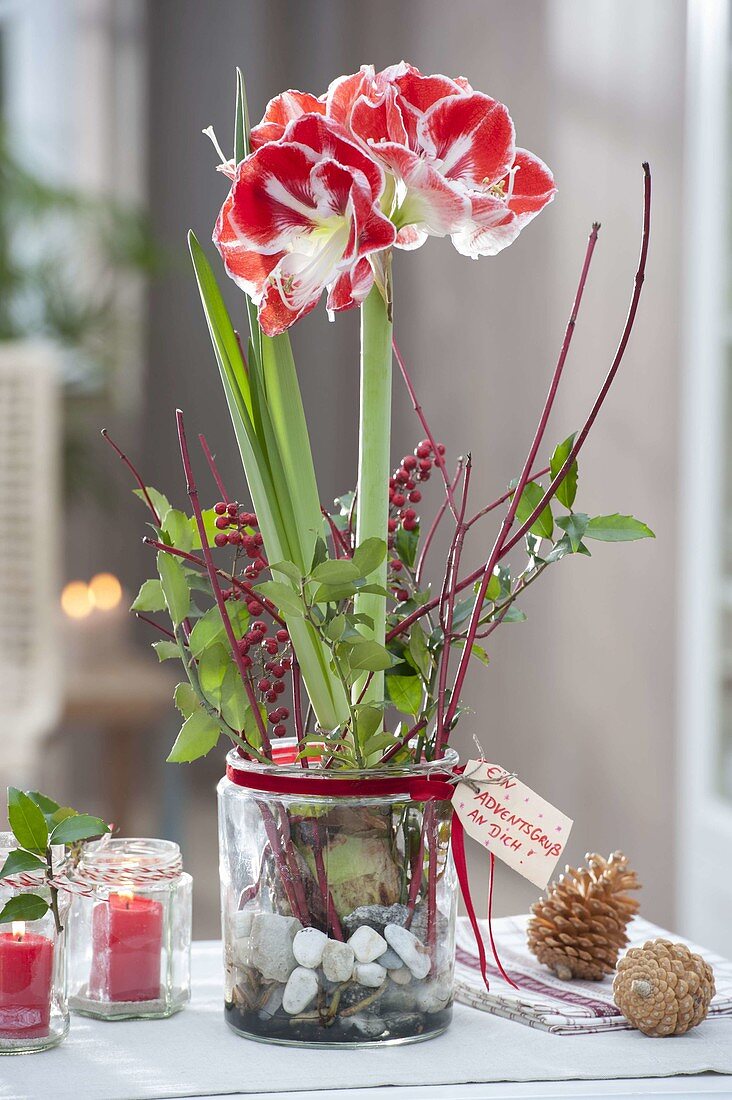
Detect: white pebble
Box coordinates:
(378, 946, 403, 970)
(293, 927, 328, 969)
(389, 966, 412, 986)
(384, 923, 431, 980)
(231, 909, 254, 938)
(282, 966, 319, 1014)
(322, 940, 355, 983)
(353, 961, 387, 988)
(348, 924, 388, 963)
(248, 912, 302, 983)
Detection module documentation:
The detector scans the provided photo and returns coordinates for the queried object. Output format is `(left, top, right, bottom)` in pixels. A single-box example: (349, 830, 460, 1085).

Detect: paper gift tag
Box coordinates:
(452, 760, 573, 889)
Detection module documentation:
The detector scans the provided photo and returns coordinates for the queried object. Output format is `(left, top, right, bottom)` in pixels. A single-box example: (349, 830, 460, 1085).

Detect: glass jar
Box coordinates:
(66, 838, 192, 1020)
(218, 742, 458, 1047)
(0, 832, 69, 1054)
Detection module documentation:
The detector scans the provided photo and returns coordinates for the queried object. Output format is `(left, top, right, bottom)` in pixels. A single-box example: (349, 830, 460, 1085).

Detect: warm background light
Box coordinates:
(89, 573, 123, 612)
(61, 581, 92, 620)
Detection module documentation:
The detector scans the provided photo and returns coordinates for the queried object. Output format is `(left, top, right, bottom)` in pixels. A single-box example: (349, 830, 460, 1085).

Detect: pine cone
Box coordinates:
(527, 851, 640, 980)
(613, 939, 715, 1036)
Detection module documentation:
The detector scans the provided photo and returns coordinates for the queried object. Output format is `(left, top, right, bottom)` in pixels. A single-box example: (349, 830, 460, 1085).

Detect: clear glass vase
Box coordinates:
(218, 742, 458, 1047)
(0, 833, 69, 1054)
(66, 838, 192, 1020)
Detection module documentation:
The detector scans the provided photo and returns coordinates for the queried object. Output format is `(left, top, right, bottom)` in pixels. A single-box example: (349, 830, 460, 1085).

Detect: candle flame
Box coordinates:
(61, 580, 93, 620)
(11, 921, 25, 939)
(117, 889, 135, 901)
(89, 573, 122, 611)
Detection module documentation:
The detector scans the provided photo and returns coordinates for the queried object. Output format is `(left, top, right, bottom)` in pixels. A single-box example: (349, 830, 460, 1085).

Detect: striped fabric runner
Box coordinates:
(454, 914, 732, 1033)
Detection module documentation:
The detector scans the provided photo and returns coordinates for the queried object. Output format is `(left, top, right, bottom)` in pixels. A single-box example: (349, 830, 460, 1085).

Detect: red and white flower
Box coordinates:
(213, 114, 396, 336)
(249, 90, 325, 150)
(326, 61, 556, 255)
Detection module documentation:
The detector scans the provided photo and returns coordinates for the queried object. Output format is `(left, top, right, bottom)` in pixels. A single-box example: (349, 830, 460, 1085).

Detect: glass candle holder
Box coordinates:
(0, 833, 69, 1054)
(66, 838, 192, 1020)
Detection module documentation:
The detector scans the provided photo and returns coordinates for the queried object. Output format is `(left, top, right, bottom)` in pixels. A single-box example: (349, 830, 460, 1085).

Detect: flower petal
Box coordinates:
(376, 143, 469, 238)
(213, 189, 285, 297)
(326, 256, 374, 313)
(419, 92, 515, 187)
(450, 193, 519, 258)
(258, 275, 321, 336)
(226, 142, 320, 253)
(250, 90, 325, 150)
(506, 148, 556, 215)
(326, 67, 375, 127)
(283, 114, 386, 201)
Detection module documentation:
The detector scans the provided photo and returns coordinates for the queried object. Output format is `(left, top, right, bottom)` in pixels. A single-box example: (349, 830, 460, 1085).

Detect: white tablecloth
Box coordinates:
(2, 937, 732, 1100)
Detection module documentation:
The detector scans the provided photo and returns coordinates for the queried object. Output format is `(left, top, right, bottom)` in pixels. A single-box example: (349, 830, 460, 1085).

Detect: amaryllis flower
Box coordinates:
(325, 62, 556, 255)
(249, 90, 325, 150)
(213, 114, 396, 335)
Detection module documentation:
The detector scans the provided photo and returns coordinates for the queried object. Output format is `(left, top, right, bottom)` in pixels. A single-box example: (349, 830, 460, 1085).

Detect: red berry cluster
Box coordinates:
(235, 617, 293, 737)
(212, 502, 267, 580)
(386, 439, 445, 603)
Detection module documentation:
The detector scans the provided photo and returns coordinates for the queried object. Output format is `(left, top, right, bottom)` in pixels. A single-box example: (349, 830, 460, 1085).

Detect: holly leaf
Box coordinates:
(270, 560, 303, 584)
(515, 482, 553, 540)
(157, 550, 190, 625)
(161, 508, 194, 553)
(198, 642, 230, 708)
(0, 849, 46, 879)
(8, 788, 48, 853)
(408, 624, 432, 681)
(174, 682, 198, 720)
(0, 894, 49, 925)
(556, 512, 590, 552)
(584, 515, 655, 542)
(50, 815, 109, 845)
(188, 602, 248, 658)
(386, 674, 423, 716)
(550, 434, 578, 510)
(394, 524, 419, 569)
(133, 486, 171, 520)
(255, 581, 304, 618)
(352, 538, 387, 579)
(346, 639, 393, 672)
(167, 709, 220, 763)
(27, 792, 60, 815)
(152, 640, 179, 661)
(131, 578, 166, 613)
(310, 559, 361, 585)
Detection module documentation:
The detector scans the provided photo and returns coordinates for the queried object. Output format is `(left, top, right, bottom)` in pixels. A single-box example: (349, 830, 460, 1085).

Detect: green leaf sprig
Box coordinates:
(0, 790, 109, 932)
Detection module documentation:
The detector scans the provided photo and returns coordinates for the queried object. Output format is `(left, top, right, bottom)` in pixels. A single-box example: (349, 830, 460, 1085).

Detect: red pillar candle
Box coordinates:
(90, 892, 164, 1002)
(0, 923, 54, 1038)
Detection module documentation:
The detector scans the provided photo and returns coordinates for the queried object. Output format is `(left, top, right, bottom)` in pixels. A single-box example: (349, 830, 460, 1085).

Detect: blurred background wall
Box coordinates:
(2, 0, 721, 943)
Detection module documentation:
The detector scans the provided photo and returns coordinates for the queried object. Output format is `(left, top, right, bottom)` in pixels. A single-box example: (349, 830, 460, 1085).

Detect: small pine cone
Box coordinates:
(613, 939, 715, 1036)
(527, 851, 640, 981)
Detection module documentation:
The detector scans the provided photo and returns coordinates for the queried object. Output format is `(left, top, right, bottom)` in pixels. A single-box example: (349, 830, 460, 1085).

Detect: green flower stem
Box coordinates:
(354, 277, 393, 706)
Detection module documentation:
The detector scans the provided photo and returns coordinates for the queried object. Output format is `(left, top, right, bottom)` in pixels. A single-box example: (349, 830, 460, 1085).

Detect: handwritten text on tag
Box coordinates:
(452, 761, 573, 890)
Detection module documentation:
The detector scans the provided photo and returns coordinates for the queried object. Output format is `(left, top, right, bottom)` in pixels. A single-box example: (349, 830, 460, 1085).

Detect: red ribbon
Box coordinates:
(226, 754, 517, 991)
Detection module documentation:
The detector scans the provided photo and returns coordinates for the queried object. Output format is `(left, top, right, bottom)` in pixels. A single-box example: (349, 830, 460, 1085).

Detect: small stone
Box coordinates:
(342, 903, 409, 938)
(293, 927, 328, 969)
(389, 966, 412, 986)
(342, 1013, 386, 1038)
(231, 909, 254, 938)
(414, 973, 453, 1013)
(322, 939, 355, 983)
(282, 967, 319, 1014)
(258, 983, 284, 1020)
(349, 925, 388, 963)
(378, 947, 403, 970)
(249, 912, 302, 982)
(384, 924, 431, 980)
(353, 961, 387, 988)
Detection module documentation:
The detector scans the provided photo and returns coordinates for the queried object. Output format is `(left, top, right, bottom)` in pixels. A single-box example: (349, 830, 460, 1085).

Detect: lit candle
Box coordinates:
(89, 891, 164, 1002)
(0, 922, 54, 1038)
